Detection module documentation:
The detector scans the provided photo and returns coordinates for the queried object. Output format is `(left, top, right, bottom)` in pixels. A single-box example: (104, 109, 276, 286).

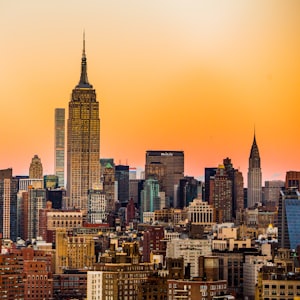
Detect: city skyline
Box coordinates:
(1, 1, 300, 182)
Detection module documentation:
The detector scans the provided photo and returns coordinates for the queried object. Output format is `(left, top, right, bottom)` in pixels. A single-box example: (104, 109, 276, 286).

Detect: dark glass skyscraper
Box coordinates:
(278, 188, 300, 250)
(67, 36, 100, 210)
(115, 165, 129, 206)
(247, 133, 262, 208)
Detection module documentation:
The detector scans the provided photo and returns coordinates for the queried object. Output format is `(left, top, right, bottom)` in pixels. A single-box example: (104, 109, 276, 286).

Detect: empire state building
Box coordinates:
(67, 36, 100, 210)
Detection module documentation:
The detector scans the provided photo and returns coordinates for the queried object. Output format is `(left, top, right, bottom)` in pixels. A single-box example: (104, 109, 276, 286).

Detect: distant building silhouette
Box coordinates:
(247, 133, 262, 208)
(55, 108, 65, 187)
(67, 35, 100, 210)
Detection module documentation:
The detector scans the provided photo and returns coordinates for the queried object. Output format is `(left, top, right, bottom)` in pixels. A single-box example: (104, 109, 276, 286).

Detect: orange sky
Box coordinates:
(1, 1, 300, 182)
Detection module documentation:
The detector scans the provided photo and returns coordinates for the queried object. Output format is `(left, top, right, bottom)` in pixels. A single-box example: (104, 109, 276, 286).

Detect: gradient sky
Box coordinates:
(1, 0, 300, 183)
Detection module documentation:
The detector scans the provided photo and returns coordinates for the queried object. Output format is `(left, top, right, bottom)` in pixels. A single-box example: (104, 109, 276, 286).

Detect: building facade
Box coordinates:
(0, 169, 18, 241)
(278, 187, 300, 249)
(247, 134, 262, 208)
(209, 165, 233, 222)
(145, 150, 184, 206)
(55, 108, 65, 187)
(115, 165, 129, 205)
(29, 154, 43, 179)
(67, 36, 100, 210)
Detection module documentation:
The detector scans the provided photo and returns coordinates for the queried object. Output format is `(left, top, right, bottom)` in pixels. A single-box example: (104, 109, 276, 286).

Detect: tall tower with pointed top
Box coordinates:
(67, 35, 100, 210)
(247, 133, 262, 208)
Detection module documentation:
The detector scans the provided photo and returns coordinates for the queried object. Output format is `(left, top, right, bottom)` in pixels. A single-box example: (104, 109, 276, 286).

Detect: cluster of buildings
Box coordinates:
(1, 38, 300, 299)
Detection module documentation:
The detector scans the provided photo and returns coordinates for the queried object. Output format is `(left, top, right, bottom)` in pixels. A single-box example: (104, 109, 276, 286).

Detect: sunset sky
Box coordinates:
(1, 1, 300, 183)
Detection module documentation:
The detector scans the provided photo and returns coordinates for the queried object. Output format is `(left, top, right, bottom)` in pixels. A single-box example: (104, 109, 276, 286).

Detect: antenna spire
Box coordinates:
(76, 31, 92, 88)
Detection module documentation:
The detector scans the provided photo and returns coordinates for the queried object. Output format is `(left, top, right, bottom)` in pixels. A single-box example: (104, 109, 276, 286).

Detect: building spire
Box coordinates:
(77, 31, 93, 88)
(249, 130, 260, 168)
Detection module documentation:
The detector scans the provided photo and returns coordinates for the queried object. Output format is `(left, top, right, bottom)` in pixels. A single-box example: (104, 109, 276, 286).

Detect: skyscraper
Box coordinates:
(115, 165, 129, 205)
(285, 170, 300, 190)
(145, 150, 184, 206)
(67, 35, 100, 210)
(55, 108, 65, 187)
(223, 157, 244, 218)
(278, 187, 300, 250)
(247, 133, 262, 208)
(209, 164, 232, 222)
(29, 155, 43, 179)
(0, 169, 18, 241)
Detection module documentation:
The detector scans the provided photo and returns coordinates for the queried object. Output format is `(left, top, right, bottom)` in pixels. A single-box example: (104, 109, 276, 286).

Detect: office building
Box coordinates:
(55, 108, 65, 187)
(44, 174, 59, 189)
(264, 180, 284, 207)
(223, 158, 244, 218)
(67, 35, 100, 210)
(129, 178, 144, 208)
(278, 187, 300, 249)
(247, 133, 262, 208)
(0, 169, 18, 241)
(29, 154, 43, 179)
(115, 165, 129, 205)
(178, 176, 199, 208)
(166, 239, 212, 278)
(102, 161, 116, 212)
(55, 228, 95, 274)
(46, 188, 66, 209)
(209, 165, 232, 222)
(285, 170, 300, 189)
(187, 198, 215, 226)
(204, 168, 217, 202)
(145, 150, 184, 206)
(27, 187, 46, 240)
(87, 189, 107, 224)
(141, 178, 165, 221)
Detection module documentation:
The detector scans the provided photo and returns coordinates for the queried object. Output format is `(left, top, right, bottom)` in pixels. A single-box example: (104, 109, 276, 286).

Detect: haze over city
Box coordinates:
(1, 1, 300, 181)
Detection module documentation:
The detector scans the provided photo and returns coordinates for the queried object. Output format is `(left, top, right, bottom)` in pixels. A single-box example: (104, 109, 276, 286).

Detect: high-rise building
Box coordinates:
(223, 157, 244, 218)
(264, 180, 284, 207)
(67, 35, 100, 210)
(209, 165, 232, 222)
(115, 165, 129, 205)
(141, 178, 162, 221)
(129, 179, 144, 209)
(55, 108, 65, 187)
(285, 170, 300, 190)
(204, 167, 217, 202)
(278, 187, 300, 250)
(145, 150, 184, 206)
(0, 169, 18, 241)
(27, 187, 46, 240)
(102, 162, 116, 212)
(247, 133, 262, 208)
(43, 174, 58, 189)
(29, 155, 43, 179)
(87, 189, 107, 224)
(177, 176, 199, 208)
